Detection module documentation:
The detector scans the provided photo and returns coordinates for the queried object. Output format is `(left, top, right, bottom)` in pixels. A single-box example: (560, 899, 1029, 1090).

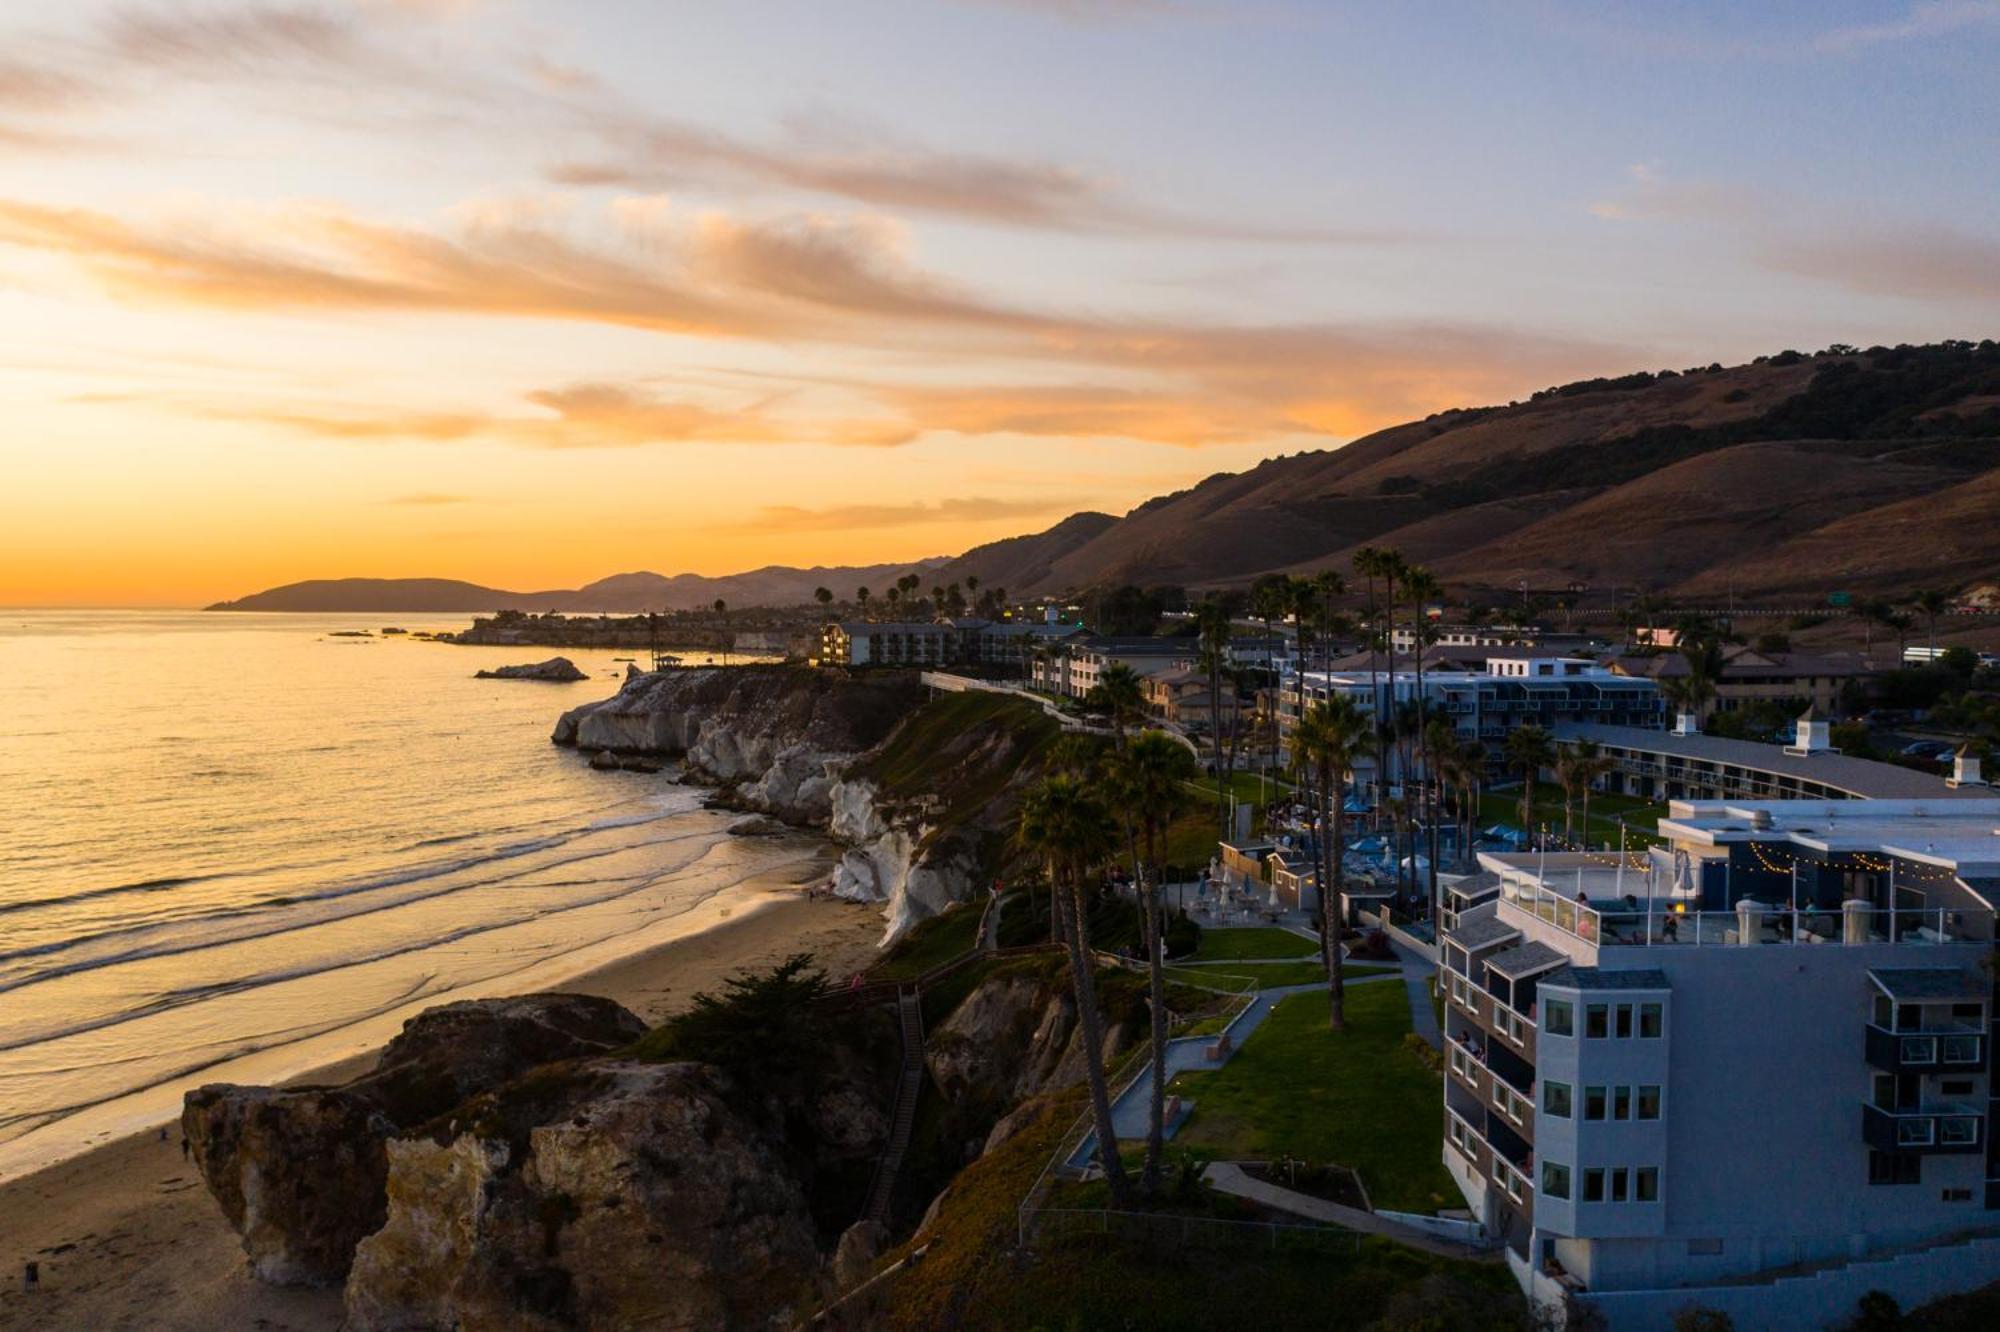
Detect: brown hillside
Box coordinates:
(1429, 441, 1965, 591)
(1677, 465, 2000, 598)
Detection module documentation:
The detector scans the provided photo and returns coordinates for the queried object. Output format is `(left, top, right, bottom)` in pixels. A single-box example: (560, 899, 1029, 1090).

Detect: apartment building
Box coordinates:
(1273, 652, 1663, 781)
(1439, 795, 2000, 1329)
(1030, 636, 1196, 699)
(814, 619, 1081, 672)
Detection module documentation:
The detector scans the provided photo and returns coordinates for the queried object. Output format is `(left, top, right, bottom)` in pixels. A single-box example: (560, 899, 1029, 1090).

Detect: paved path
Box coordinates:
(1390, 937, 1443, 1051)
(1203, 1163, 1496, 1260)
(1068, 973, 1406, 1169)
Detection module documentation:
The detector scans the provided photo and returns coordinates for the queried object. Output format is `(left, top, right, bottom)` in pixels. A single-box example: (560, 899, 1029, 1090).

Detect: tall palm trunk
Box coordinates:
(1324, 762, 1348, 1032)
(1141, 824, 1168, 1196)
(1061, 866, 1130, 1201)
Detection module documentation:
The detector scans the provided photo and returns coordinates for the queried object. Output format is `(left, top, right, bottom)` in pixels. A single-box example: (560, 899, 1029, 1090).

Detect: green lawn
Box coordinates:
(1480, 782, 1666, 849)
(1167, 961, 1400, 990)
(1168, 982, 1458, 1214)
(1188, 770, 1294, 803)
(1189, 926, 1318, 960)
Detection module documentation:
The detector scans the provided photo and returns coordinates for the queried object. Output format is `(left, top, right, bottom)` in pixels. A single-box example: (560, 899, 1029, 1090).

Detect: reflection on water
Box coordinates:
(0, 611, 795, 1177)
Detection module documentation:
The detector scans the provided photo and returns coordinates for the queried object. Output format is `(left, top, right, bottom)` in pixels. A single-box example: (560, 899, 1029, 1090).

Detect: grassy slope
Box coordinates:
(1168, 983, 1458, 1214)
(869, 1086, 1523, 1332)
(869, 901, 987, 983)
(1480, 781, 1666, 848)
(1167, 961, 1400, 990)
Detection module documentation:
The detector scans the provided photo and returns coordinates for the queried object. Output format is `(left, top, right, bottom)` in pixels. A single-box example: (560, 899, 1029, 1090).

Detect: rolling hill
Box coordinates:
(211, 343, 2000, 612)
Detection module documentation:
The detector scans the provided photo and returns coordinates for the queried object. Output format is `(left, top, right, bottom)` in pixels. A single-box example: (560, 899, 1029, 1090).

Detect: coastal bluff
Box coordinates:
(552, 668, 1062, 944)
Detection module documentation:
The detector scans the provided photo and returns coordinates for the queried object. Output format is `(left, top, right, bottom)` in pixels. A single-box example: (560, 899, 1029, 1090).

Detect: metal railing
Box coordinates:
(1024, 1206, 1366, 1254)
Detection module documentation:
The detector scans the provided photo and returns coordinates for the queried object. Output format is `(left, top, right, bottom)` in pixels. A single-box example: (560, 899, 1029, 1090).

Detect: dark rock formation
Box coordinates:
(183, 994, 645, 1286)
(345, 1061, 822, 1331)
(477, 657, 587, 682)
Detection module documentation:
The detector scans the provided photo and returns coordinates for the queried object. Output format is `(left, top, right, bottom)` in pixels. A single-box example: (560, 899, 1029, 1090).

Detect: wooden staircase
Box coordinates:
(863, 989, 926, 1228)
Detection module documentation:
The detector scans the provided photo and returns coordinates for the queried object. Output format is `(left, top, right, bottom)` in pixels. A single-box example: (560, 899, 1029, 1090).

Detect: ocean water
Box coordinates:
(0, 610, 809, 1180)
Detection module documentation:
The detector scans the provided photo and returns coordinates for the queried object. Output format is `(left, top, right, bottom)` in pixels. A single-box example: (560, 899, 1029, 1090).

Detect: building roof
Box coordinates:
(1868, 968, 1988, 1003)
(1549, 722, 1978, 801)
(1541, 966, 1670, 991)
(1448, 914, 1522, 951)
(836, 620, 959, 634)
(1075, 636, 1199, 656)
(1484, 940, 1569, 979)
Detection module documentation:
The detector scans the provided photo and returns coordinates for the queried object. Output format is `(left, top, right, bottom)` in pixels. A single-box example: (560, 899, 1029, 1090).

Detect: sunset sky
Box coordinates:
(3, 1, 1997, 606)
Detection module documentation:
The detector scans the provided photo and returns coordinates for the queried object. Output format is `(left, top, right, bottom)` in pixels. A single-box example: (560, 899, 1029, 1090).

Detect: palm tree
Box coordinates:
(1555, 739, 1607, 847)
(1114, 731, 1196, 1195)
(712, 598, 729, 665)
(855, 586, 871, 618)
(1086, 663, 1147, 752)
(1016, 775, 1129, 1201)
(1505, 725, 1553, 849)
(1195, 598, 1233, 838)
(1290, 695, 1370, 1032)
(1399, 564, 1442, 916)
(1914, 589, 1951, 657)
(814, 586, 834, 615)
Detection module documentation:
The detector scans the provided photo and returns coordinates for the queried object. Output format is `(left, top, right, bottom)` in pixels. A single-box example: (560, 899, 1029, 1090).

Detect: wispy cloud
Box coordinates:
(1816, 1, 2000, 53)
(0, 192, 1628, 441)
(751, 496, 1080, 531)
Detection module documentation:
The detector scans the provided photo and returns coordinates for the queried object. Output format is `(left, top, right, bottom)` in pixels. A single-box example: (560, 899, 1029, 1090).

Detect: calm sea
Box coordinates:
(0, 610, 807, 1179)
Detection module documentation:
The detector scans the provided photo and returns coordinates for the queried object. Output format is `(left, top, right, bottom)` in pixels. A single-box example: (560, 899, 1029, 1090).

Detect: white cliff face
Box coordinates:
(824, 776, 978, 945)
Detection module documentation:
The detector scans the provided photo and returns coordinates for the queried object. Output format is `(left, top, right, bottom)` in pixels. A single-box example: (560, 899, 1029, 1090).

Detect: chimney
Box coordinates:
(1673, 710, 1699, 737)
(1948, 745, 1986, 789)
(1785, 706, 1832, 756)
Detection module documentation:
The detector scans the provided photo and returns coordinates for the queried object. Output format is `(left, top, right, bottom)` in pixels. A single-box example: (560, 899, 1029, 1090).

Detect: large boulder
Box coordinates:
(183, 994, 647, 1286)
(344, 1062, 821, 1332)
(476, 657, 588, 682)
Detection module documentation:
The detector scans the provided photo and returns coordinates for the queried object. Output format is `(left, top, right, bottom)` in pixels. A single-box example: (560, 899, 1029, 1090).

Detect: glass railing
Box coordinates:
(1501, 878, 1993, 949)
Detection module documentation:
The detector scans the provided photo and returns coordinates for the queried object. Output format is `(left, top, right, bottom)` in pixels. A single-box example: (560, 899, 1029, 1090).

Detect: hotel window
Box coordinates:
(1544, 1081, 1573, 1118)
(1613, 1086, 1632, 1121)
(1637, 1085, 1662, 1120)
(1636, 1167, 1659, 1202)
(1868, 1151, 1921, 1186)
(1545, 999, 1574, 1036)
(1542, 1162, 1571, 1200)
(1639, 1003, 1663, 1038)
(1615, 1004, 1634, 1039)
(1610, 1168, 1629, 1203)
(1585, 1004, 1609, 1038)
(1582, 1169, 1605, 1202)
(1584, 1086, 1607, 1120)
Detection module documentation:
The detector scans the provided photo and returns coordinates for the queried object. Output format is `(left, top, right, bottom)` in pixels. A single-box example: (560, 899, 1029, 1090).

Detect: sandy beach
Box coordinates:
(0, 882, 883, 1332)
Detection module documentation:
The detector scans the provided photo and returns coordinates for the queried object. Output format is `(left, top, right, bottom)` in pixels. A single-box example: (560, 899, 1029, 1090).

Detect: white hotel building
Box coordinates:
(1439, 795, 2000, 1329)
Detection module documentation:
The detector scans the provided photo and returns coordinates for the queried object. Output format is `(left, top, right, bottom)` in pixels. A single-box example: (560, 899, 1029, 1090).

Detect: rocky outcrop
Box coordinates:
(922, 965, 1138, 1160)
(826, 775, 985, 944)
(345, 1062, 821, 1332)
(477, 657, 587, 682)
(183, 994, 646, 1285)
(552, 667, 920, 823)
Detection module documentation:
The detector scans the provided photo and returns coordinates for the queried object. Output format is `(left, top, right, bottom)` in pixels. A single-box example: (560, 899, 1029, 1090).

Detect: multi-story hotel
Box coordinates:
(1439, 794, 2000, 1329)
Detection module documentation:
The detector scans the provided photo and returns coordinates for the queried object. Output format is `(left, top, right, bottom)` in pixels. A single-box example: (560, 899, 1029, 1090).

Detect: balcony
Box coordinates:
(1866, 1024, 1986, 1074)
(1861, 1101, 1985, 1155)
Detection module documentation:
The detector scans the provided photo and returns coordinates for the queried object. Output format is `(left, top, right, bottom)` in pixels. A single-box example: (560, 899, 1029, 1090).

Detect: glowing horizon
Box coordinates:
(3, 1, 1998, 606)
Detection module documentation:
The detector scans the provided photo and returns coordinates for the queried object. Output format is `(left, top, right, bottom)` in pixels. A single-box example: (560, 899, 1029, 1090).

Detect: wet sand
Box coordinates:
(0, 885, 883, 1331)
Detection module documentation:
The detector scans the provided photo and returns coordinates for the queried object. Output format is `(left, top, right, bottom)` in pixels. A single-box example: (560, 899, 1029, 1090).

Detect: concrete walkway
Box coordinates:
(1068, 973, 1407, 1169)
(1389, 937, 1443, 1051)
(1203, 1162, 1496, 1260)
